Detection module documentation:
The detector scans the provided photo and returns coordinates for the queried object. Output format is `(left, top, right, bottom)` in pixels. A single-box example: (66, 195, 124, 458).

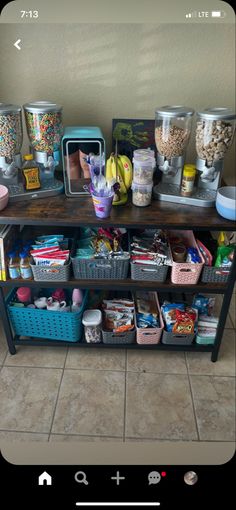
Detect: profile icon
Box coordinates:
(184, 471, 198, 485)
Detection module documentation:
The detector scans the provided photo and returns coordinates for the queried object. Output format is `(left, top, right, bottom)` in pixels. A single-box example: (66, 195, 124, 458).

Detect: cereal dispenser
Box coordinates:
(23, 101, 63, 178)
(195, 108, 235, 192)
(153, 105, 196, 203)
(0, 104, 23, 183)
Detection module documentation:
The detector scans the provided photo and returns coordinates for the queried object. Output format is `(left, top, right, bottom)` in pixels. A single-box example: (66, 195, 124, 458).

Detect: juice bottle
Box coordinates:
(8, 251, 20, 279)
(19, 250, 33, 280)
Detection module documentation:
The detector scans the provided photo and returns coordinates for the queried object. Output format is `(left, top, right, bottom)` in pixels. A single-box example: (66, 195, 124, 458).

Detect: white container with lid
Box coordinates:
(82, 309, 102, 343)
(133, 149, 156, 184)
(131, 182, 153, 207)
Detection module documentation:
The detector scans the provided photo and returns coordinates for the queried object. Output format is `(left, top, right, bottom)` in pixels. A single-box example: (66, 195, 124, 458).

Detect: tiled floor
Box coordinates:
(0, 294, 235, 442)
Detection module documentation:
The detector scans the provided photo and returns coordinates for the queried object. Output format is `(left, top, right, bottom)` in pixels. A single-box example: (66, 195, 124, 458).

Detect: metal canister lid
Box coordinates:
(155, 105, 194, 117)
(197, 107, 235, 120)
(23, 101, 62, 113)
(0, 103, 21, 114)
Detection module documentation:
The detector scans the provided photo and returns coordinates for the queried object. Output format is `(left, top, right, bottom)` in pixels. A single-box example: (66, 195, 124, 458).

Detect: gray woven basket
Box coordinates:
(201, 266, 230, 283)
(162, 330, 195, 345)
(72, 254, 130, 280)
(31, 260, 71, 281)
(102, 327, 136, 344)
(131, 261, 168, 281)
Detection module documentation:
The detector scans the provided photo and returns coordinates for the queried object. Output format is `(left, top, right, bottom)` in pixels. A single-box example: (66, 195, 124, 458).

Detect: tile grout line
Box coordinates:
(48, 347, 69, 441)
(185, 352, 200, 441)
(0, 427, 233, 442)
(123, 350, 128, 442)
(2, 364, 126, 373)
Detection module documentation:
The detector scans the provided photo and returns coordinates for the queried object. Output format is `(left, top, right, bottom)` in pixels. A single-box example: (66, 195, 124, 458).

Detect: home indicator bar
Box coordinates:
(75, 504, 161, 507)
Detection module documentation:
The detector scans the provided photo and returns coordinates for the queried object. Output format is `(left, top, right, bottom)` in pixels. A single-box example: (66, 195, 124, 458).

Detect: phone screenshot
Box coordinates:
(0, 0, 235, 508)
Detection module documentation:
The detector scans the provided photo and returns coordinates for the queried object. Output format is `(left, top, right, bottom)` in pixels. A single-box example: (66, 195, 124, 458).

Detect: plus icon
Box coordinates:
(111, 471, 125, 485)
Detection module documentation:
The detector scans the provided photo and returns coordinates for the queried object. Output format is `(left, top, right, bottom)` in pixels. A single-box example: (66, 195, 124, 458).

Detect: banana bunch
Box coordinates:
(106, 153, 133, 205)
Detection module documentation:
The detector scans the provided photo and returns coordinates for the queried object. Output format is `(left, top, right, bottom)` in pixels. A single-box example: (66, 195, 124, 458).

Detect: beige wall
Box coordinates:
(0, 23, 235, 182)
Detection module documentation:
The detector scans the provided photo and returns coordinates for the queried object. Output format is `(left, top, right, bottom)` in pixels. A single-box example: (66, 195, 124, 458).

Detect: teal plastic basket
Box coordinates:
(7, 288, 88, 342)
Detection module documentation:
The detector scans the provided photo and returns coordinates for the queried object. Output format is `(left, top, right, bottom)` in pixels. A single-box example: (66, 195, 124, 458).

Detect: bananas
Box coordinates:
(106, 153, 132, 205)
(117, 155, 133, 190)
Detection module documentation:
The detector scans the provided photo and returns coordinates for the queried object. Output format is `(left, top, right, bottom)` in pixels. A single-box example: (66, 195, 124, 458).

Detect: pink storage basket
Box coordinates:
(135, 292, 164, 344)
(169, 230, 204, 285)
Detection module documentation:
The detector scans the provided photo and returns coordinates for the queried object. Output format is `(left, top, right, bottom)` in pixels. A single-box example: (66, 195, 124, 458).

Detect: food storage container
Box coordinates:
(131, 182, 153, 207)
(0, 104, 23, 159)
(133, 149, 156, 184)
(23, 101, 63, 162)
(196, 108, 235, 166)
(155, 106, 194, 158)
(82, 309, 102, 343)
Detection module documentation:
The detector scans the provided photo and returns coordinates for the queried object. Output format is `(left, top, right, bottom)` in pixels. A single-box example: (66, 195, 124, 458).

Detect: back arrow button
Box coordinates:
(14, 39, 21, 50)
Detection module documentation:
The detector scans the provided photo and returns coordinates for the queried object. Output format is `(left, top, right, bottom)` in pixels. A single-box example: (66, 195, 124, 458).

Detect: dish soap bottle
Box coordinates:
(22, 154, 41, 191)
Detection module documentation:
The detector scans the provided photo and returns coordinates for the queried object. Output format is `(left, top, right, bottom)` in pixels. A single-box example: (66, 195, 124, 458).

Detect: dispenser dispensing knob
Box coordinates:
(200, 165, 218, 182)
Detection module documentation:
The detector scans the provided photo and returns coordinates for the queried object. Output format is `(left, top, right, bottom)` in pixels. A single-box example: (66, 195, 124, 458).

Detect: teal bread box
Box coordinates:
(62, 126, 106, 196)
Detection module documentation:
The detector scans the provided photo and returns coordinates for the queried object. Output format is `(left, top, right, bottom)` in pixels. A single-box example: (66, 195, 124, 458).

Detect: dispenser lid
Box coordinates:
(155, 105, 194, 117)
(197, 108, 235, 120)
(23, 101, 62, 113)
(0, 103, 21, 114)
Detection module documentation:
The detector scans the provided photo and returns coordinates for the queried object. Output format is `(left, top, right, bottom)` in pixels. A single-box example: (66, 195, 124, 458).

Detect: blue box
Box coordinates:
(7, 288, 88, 342)
(62, 126, 106, 196)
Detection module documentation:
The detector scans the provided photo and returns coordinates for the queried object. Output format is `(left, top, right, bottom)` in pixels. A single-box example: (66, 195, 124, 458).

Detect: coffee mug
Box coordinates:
(47, 299, 67, 311)
(34, 297, 48, 309)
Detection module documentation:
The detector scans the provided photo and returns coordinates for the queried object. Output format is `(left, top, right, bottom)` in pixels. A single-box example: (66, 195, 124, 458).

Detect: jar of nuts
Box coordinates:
(155, 106, 194, 158)
(196, 108, 235, 165)
(132, 182, 153, 207)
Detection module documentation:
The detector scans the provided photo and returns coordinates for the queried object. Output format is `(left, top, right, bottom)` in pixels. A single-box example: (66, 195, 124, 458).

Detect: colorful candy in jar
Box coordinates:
(0, 104, 23, 158)
(23, 102, 63, 154)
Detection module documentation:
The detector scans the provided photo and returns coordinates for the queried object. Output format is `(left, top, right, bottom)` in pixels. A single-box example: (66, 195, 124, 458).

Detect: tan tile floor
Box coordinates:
(0, 294, 235, 442)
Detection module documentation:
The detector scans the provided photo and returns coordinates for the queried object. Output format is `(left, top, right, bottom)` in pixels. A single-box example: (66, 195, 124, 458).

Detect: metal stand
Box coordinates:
(211, 254, 236, 362)
(0, 287, 16, 355)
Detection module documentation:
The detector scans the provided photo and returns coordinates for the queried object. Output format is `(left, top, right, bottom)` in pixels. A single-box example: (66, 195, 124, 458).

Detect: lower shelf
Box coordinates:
(14, 336, 213, 352)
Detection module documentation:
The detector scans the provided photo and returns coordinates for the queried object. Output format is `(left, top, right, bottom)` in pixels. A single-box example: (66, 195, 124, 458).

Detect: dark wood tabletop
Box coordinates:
(0, 193, 235, 230)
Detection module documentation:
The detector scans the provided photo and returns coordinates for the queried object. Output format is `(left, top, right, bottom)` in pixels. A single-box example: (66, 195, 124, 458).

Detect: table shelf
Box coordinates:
(1, 277, 228, 294)
(0, 193, 235, 361)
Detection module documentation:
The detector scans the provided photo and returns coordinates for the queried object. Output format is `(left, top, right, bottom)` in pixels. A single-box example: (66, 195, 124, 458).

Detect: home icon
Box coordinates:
(38, 471, 52, 486)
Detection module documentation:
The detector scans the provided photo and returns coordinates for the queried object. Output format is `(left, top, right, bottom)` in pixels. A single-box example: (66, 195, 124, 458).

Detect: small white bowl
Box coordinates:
(216, 186, 236, 221)
(0, 185, 9, 211)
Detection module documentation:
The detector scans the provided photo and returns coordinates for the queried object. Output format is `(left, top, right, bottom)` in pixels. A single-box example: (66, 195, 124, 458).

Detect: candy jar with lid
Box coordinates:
(23, 101, 63, 179)
(0, 104, 23, 183)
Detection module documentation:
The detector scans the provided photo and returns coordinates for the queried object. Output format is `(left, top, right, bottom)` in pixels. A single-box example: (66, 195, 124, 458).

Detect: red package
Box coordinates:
(172, 309, 196, 334)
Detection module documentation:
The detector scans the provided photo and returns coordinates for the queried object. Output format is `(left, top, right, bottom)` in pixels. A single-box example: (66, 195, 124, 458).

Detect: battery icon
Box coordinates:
(211, 11, 226, 17)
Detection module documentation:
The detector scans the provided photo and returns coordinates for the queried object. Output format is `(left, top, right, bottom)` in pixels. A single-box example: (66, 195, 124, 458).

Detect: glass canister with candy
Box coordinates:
(23, 101, 63, 180)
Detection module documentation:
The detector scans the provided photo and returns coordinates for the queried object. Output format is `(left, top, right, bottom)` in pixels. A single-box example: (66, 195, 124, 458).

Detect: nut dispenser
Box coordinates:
(195, 108, 236, 191)
(0, 104, 23, 185)
(154, 105, 236, 207)
(154, 105, 194, 177)
(153, 105, 197, 205)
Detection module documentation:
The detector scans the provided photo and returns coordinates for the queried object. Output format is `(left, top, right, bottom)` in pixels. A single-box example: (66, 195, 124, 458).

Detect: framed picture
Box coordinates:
(112, 118, 156, 159)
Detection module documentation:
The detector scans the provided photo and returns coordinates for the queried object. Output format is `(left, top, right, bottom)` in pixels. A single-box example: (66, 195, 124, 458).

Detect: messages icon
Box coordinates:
(148, 471, 161, 485)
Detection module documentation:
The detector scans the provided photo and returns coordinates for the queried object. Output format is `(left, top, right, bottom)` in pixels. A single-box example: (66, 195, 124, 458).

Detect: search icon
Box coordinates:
(74, 471, 89, 485)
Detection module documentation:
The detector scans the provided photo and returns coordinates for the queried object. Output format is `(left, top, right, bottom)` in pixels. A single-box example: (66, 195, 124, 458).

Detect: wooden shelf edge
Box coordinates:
(1, 278, 228, 293)
(13, 337, 213, 352)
